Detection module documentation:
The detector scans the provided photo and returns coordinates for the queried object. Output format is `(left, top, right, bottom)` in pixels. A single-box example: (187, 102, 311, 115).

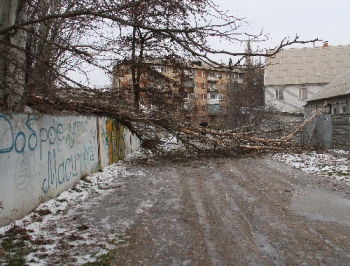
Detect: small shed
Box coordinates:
(305, 71, 350, 116)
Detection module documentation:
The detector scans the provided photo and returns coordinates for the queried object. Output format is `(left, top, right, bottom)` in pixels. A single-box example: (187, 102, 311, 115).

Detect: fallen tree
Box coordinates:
(26, 87, 326, 158)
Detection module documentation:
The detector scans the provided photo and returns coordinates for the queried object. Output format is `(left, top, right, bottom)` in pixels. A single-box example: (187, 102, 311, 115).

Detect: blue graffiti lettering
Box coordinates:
(57, 124, 64, 141)
(0, 115, 65, 155)
(40, 128, 48, 160)
(0, 115, 14, 153)
(14, 132, 26, 153)
(41, 150, 82, 194)
(26, 118, 38, 151)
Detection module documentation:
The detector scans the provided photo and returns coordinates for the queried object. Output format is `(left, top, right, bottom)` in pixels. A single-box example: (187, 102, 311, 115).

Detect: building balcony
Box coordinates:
(235, 78, 243, 84)
(207, 98, 220, 105)
(207, 104, 224, 115)
(184, 102, 194, 110)
(184, 70, 195, 77)
(207, 76, 219, 82)
(208, 87, 217, 92)
(183, 80, 195, 88)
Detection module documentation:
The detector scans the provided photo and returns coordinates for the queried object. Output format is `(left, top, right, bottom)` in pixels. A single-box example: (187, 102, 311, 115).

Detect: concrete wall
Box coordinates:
(0, 114, 139, 226)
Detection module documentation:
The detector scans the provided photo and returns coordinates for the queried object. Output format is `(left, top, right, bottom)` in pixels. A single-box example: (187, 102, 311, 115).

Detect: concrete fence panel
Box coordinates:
(0, 114, 139, 226)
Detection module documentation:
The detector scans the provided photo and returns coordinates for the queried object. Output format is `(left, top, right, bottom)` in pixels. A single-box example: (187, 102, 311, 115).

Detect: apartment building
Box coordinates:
(113, 60, 244, 126)
(183, 63, 243, 125)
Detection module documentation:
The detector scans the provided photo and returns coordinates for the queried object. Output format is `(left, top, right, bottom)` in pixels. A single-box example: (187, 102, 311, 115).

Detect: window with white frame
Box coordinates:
(202, 71, 206, 77)
(275, 89, 284, 100)
(298, 88, 307, 99)
(202, 83, 206, 89)
(202, 94, 206, 100)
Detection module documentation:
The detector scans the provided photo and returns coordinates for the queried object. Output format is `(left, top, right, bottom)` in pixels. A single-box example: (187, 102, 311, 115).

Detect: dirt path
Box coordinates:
(111, 156, 350, 266)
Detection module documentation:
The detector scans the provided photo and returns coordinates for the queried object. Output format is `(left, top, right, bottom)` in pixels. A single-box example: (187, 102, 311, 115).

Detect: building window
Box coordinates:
(226, 73, 230, 79)
(341, 105, 347, 113)
(332, 107, 337, 114)
(202, 71, 206, 78)
(202, 83, 206, 89)
(194, 82, 197, 88)
(275, 89, 284, 100)
(202, 105, 207, 111)
(208, 83, 216, 90)
(202, 94, 206, 100)
(153, 66, 162, 72)
(298, 88, 307, 99)
(209, 92, 217, 99)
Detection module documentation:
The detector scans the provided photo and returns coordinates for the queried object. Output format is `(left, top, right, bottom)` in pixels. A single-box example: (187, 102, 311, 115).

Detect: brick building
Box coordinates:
(113, 60, 244, 126)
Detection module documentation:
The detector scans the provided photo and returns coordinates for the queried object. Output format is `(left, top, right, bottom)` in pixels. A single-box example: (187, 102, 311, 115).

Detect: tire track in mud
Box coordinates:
(112, 157, 350, 266)
(183, 162, 281, 265)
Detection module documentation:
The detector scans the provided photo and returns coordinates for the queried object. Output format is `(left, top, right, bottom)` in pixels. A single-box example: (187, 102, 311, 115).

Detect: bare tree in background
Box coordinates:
(0, 0, 319, 155)
(225, 41, 274, 129)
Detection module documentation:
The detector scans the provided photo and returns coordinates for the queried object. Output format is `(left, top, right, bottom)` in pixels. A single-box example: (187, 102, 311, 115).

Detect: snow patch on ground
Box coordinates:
(1, 149, 350, 265)
(273, 149, 350, 184)
(0, 160, 145, 265)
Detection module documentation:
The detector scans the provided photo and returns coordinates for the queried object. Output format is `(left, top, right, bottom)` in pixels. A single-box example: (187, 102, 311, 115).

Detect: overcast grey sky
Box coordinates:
(217, 0, 350, 51)
(89, 0, 350, 86)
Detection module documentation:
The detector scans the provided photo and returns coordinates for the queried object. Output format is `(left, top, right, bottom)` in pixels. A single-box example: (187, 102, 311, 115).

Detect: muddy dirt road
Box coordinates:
(111, 156, 350, 266)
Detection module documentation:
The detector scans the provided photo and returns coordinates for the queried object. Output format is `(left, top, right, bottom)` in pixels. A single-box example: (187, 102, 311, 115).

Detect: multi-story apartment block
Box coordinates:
(113, 60, 244, 126)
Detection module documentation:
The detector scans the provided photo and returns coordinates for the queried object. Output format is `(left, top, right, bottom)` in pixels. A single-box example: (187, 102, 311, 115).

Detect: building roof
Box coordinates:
(308, 70, 350, 102)
(264, 45, 350, 86)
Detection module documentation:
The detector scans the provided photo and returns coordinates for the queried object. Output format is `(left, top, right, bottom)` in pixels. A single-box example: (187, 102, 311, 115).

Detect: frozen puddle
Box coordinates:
(291, 188, 350, 226)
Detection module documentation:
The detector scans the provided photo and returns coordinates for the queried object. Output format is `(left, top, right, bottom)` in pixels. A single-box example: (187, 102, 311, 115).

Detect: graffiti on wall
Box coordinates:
(0, 115, 98, 194)
(105, 119, 125, 164)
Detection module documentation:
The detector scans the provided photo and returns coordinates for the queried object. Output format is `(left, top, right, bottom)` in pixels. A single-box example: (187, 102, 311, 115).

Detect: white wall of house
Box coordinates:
(265, 84, 327, 113)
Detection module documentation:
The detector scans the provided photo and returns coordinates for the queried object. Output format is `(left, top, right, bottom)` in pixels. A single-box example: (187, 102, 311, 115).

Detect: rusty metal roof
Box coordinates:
(264, 45, 350, 86)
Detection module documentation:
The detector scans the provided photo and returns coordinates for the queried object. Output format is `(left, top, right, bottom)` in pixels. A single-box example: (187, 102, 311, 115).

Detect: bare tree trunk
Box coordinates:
(0, 0, 27, 112)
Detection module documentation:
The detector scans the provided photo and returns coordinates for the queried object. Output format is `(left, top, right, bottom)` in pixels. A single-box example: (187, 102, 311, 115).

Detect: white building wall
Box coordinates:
(265, 84, 327, 113)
